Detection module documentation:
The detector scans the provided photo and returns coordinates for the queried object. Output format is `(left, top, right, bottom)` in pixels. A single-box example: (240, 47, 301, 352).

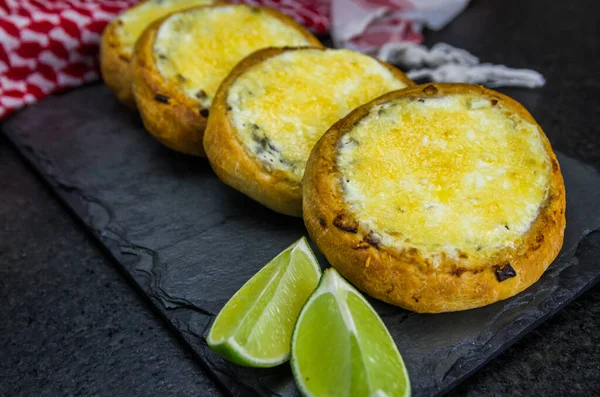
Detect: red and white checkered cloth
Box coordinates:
(0, 0, 331, 119)
(1, 0, 466, 119)
(1, 0, 133, 118)
(332, 0, 468, 53)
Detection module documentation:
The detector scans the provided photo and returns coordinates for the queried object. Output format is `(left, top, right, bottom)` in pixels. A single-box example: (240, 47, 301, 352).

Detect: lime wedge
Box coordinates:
(291, 268, 411, 397)
(207, 237, 322, 367)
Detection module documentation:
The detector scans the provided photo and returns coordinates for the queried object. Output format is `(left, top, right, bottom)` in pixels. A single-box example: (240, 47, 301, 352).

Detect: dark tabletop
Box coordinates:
(1, 0, 599, 396)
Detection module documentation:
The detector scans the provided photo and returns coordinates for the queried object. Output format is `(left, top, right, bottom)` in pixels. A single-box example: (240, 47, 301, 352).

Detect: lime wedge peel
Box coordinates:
(291, 268, 411, 397)
(207, 237, 322, 367)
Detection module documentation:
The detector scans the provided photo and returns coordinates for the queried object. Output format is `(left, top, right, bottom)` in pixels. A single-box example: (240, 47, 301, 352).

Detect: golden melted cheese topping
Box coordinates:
(228, 49, 408, 183)
(337, 94, 551, 261)
(153, 5, 315, 108)
(116, 0, 213, 57)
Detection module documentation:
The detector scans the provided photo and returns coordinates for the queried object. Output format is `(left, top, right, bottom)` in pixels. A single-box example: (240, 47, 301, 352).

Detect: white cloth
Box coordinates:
(331, 0, 546, 88)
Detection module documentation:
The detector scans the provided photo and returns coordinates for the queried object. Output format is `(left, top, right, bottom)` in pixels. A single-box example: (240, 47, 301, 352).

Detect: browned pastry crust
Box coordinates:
(100, 0, 217, 109)
(130, 15, 206, 155)
(204, 47, 413, 216)
(100, 12, 137, 108)
(131, 6, 322, 157)
(302, 83, 566, 313)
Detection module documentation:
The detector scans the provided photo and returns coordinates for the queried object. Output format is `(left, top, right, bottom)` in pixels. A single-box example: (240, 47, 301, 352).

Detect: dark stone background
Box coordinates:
(1, 0, 598, 395)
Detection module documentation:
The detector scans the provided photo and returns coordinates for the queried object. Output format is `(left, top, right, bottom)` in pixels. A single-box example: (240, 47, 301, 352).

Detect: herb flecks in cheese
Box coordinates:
(228, 49, 408, 182)
(117, 0, 213, 56)
(153, 6, 314, 108)
(337, 94, 551, 260)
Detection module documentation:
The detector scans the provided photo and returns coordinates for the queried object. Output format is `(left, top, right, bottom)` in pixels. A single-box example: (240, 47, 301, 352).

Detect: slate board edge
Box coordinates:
(435, 245, 600, 397)
(3, 122, 600, 397)
(0, 127, 254, 397)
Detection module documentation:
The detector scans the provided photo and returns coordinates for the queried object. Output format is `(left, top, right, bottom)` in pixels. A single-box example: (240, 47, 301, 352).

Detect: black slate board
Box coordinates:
(4, 84, 600, 397)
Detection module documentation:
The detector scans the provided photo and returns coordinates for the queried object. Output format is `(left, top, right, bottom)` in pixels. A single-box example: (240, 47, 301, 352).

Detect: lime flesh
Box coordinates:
(207, 237, 322, 367)
(291, 268, 411, 397)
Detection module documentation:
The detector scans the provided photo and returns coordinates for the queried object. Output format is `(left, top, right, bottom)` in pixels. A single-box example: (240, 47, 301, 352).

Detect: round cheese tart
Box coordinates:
(303, 83, 566, 313)
(204, 47, 413, 216)
(131, 5, 322, 156)
(100, 0, 216, 108)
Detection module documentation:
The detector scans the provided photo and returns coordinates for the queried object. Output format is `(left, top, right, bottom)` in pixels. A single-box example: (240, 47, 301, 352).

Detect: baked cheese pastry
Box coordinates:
(204, 47, 413, 216)
(100, 0, 216, 108)
(131, 5, 322, 156)
(303, 83, 566, 313)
